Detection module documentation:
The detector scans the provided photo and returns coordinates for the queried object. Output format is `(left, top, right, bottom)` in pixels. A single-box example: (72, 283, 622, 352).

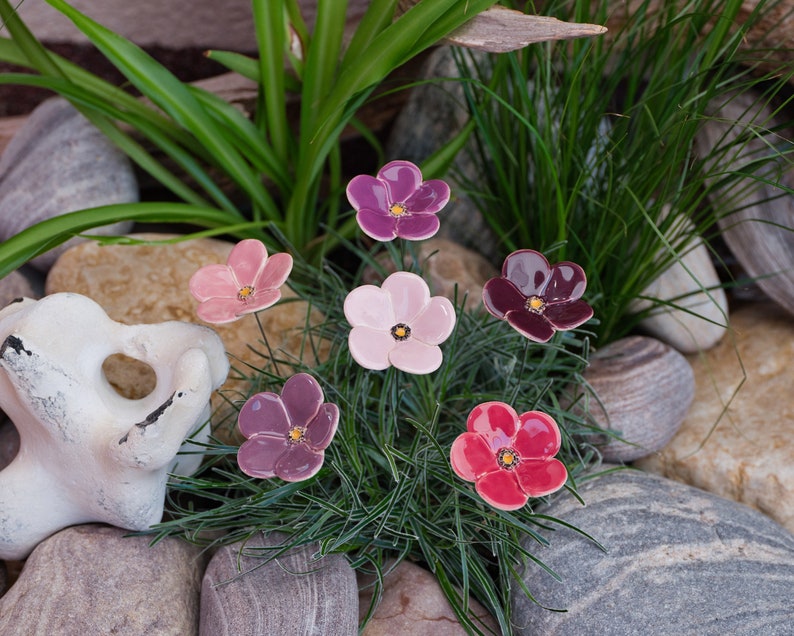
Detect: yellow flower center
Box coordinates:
(389, 203, 407, 217)
(237, 285, 255, 301)
(390, 323, 411, 341)
(497, 447, 520, 470)
(287, 426, 306, 444)
(526, 295, 545, 314)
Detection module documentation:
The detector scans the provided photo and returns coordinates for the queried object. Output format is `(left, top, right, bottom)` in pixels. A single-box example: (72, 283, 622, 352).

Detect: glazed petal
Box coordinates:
(378, 160, 423, 203)
(450, 432, 499, 481)
(357, 208, 398, 242)
(466, 401, 517, 451)
(544, 299, 594, 330)
(475, 470, 528, 511)
(348, 326, 394, 370)
(411, 296, 456, 345)
(275, 445, 325, 482)
(482, 277, 526, 319)
(227, 239, 268, 287)
(237, 288, 281, 316)
(388, 339, 442, 374)
(506, 310, 555, 343)
(502, 249, 550, 297)
(237, 433, 289, 479)
(405, 179, 450, 213)
(305, 403, 340, 451)
(395, 213, 440, 241)
(515, 458, 568, 497)
(280, 373, 324, 426)
(545, 262, 588, 302)
(238, 391, 290, 438)
(344, 284, 395, 329)
(253, 252, 293, 291)
(382, 272, 431, 324)
(346, 174, 389, 213)
(196, 297, 244, 324)
(513, 411, 562, 459)
(189, 264, 237, 301)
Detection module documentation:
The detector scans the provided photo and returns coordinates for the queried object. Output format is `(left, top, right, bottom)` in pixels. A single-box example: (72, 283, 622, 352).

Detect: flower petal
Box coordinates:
(475, 470, 528, 511)
(388, 339, 442, 374)
(382, 272, 431, 324)
(227, 239, 268, 287)
(506, 310, 556, 343)
(344, 284, 395, 330)
(482, 277, 526, 319)
(411, 296, 456, 345)
(545, 262, 588, 302)
(450, 432, 499, 481)
(275, 445, 325, 482)
(235, 288, 281, 316)
(304, 403, 339, 451)
(405, 179, 450, 213)
(357, 208, 398, 242)
(189, 264, 237, 301)
(238, 391, 290, 438)
(515, 458, 568, 497)
(467, 402, 518, 451)
(348, 326, 394, 370)
(544, 299, 594, 331)
(513, 411, 562, 459)
(502, 249, 550, 297)
(237, 433, 289, 479)
(280, 373, 324, 426)
(253, 252, 293, 291)
(378, 160, 422, 203)
(395, 213, 440, 241)
(196, 297, 245, 324)
(346, 174, 389, 213)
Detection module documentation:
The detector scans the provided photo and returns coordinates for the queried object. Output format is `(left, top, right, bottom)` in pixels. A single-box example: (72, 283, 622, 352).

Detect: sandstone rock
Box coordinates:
(636, 302, 794, 532)
(200, 531, 358, 636)
(0, 98, 137, 271)
(359, 560, 497, 635)
(512, 468, 794, 634)
(0, 524, 205, 635)
(0, 416, 19, 472)
(0, 267, 45, 309)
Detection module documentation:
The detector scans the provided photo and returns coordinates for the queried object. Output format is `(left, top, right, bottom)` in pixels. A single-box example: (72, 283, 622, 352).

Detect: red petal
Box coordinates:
(450, 432, 498, 481)
(544, 300, 594, 331)
(475, 470, 528, 511)
(544, 262, 587, 302)
(482, 277, 526, 319)
(513, 411, 562, 459)
(505, 310, 555, 343)
(466, 402, 518, 451)
(515, 459, 568, 497)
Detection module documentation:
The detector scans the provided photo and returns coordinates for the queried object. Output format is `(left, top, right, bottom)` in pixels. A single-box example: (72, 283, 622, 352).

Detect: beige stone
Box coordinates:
(636, 302, 794, 532)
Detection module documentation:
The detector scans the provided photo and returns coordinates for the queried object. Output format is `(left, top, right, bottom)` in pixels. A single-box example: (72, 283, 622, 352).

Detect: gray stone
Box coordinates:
(512, 469, 794, 635)
(0, 524, 205, 635)
(200, 531, 359, 636)
(0, 267, 45, 309)
(0, 98, 137, 271)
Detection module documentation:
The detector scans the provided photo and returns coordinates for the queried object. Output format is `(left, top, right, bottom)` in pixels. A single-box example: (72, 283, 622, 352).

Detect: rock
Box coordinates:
(0, 98, 137, 271)
(200, 531, 358, 636)
(359, 560, 497, 635)
(0, 560, 6, 599)
(0, 267, 45, 309)
(0, 416, 19, 472)
(512, 468, 794, 634)
(566, 336, 695, 463)
(0, 524, 205, 635)
(636, 302, 794, 532)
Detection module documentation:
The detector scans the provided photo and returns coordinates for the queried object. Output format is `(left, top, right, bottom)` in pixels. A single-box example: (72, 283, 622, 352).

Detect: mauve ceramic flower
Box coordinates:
(450, 402, 568, 511)
(189, 239, 293, 324)
(346, 160, 450, 241)
(344, 271, 456, 374)
(482, 249, 593, 343)
(237, 373, 339, 482)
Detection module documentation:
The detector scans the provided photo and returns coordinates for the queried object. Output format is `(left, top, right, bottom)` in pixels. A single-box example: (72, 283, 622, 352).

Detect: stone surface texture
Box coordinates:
(0, 416, 18, 472)
(200, 532, 359, 636)
(0, 524, 206, 635)
(0, 267, 45, 309)
(512, 468, 794, 635)
(636, 302, 794, 532)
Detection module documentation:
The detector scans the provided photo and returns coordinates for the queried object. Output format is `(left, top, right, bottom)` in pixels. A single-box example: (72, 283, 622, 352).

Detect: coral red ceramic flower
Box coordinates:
(189, 239, 293, 324)
(344, 271, 456, 374)
(450, 402, 568, 511)
(346, 160, 450, 241)
(237, 373, 339, 482)
(482, 249, 593, 343)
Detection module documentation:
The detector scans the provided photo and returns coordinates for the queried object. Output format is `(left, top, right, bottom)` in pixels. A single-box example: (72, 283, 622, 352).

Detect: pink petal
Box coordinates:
(388, 339, 442, 374)
(482, 277, 526, 319)
(502, 250, 550, 297)
(275, 445, 325, 482)
(382, 272, 430, 324)
(544, 300, 594, 331)
(357, 208, 399, 242)
(237, 433, 289, 479)
(411, 296, 456, 345)
(238, 391, 290, 438)
(404, 179, 450, 213)
(253, 252, 293, 291)
(344, 285, 395, 329)
(304, 403, 339, 451)
(227, 239, 269, 287)
(395, 213, 440, 241)
(506, 310, 555, 343)
(475, 470, 528, 511)
(348, 326, 394, 370)
(236, 288, 282, 315)
(196, 297, 245, 324)
(281, 373, 323, 427)
(378, 160, 423, 203)
(189, 264, 237, 302)
(515, 458, 568, 497)
(346, 174, 389, 213)
(544, 262, 588, 302)
(466, 402, 518, 451)
(513, 411, 562, 459)
(450, 432, 499, 481)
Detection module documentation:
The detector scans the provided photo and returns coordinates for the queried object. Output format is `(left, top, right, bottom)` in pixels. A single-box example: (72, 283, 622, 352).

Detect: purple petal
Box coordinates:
(482, 277, 526, 319)
(404, 180, 450, 213)
(281, 373, 323, 426)
(347, 175, 389, 213)
(227, 239, 268, 287)
(395, 213, 440, 241)
(382, 272, 430, 324)
(411, 296, 456, 345)
(506, 310, 556, 343)
(275, 445, 325, 482)
(544, 299, 594, 330)
(388, 339, 443, 374)
(238, 392, 290, 438)
(357, 208, 398, 241)
(348, 326, 394, 370)
(237, 433, 289, 479)
(305, 403, 340, 451)
(378, 160, 422, 202)
(545, 262, 588, 302)
(502, 250, 550, 297)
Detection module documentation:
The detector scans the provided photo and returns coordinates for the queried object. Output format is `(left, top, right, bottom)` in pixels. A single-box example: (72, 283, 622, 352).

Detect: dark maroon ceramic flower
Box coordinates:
(482, 249, 593, 343)
(346, 160, 450, 241)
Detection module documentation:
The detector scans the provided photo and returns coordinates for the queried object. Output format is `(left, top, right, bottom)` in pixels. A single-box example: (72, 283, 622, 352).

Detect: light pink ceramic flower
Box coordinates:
(188, 239, 293, 324)
(344, 271, 456, 374)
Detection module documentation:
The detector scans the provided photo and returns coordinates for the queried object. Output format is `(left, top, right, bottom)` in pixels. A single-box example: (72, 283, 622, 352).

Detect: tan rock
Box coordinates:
(636, 302, 794, 532)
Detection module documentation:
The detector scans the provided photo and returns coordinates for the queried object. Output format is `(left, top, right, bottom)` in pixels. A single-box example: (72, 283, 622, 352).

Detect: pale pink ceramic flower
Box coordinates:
(189, 239, 293, 324)
(346, 160, 450, 241)
(344, 271, 456, 374)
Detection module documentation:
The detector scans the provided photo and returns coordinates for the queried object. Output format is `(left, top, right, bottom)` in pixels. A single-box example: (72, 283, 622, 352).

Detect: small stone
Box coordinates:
(200, 532, 358, 636)
(636, 302, 794, 532)
(359, 560, 498, 635)
(0, 267, 45, 309)
(0, 524, 205, 635)
(512, 469, 794, 634)
(0, 98, 137, 271)
(0, 416, 19, 472)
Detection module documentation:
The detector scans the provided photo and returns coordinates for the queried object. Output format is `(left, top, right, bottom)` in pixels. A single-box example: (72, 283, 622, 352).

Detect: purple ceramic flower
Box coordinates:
(189, 239, 293, 324)
(344, 271, 456, 374)
(482, 249, 593, 343)
(237, 373, 339, 482)
(346, 160, 450, 241)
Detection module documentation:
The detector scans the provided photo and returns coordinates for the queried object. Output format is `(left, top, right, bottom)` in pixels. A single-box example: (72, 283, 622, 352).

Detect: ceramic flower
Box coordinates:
(237, 373, 339, 482)
(346, 160, 450, 241)
(189, 239, 293, 324)
(344, 271, 456, 374)
(482, 249, 593, 343)
(450, 402, 568, 511)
